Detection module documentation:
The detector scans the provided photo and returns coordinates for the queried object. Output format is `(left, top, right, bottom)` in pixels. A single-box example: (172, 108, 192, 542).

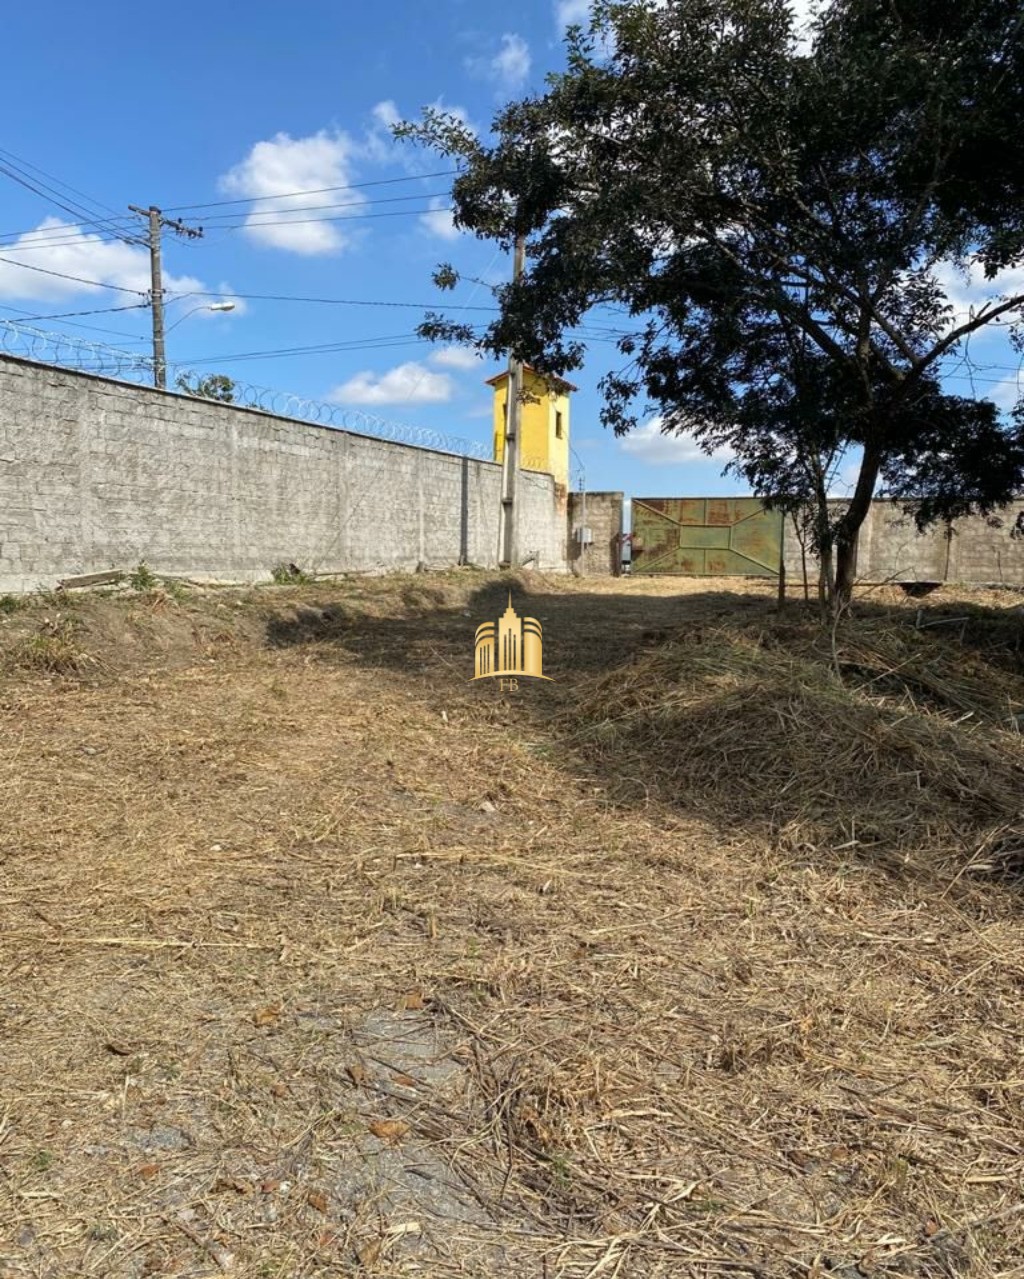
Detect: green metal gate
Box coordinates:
(631, 497, 783, 576)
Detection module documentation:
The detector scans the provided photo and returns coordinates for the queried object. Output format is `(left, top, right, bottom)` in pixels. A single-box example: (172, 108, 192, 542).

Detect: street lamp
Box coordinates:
(149, 299, 237, 388)
(165, 301, 239, 399)
(165, 300, 236, 333)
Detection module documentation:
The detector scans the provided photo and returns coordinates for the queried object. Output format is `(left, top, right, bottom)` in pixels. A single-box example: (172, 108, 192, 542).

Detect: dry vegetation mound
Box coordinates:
(567, 616, 1024, 879)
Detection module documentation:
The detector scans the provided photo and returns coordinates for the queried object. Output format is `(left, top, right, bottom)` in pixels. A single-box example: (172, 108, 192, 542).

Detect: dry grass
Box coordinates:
(3, 615, 88, 674)
(567, 612, 1024, 878)
(1, 571, 1023, 1277)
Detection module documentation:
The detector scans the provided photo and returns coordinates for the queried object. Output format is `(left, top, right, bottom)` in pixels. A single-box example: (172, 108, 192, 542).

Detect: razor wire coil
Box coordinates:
(0, 319, 538, 467)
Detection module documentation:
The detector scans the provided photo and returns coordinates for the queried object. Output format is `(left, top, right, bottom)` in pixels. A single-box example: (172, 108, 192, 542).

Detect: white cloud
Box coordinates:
(371, 99, 400, 131)
(467, 33, 531, 94)
(219, 105, 474, 253)
(619, 417, 734, 466)
(0, 218, 209, 304)
(555, 0, 589, 29)
(365, 97, 476, 174)
(989, 373, 1024, 415)
(329, 361, 454, 406)
(933, 260, 1024, 331)
(420, 197, 460, 241)
(493, 33, 531, 88)
(219, 130, 364, 256)
(431, 345, 481, 370)
(363, 100, 406, 166)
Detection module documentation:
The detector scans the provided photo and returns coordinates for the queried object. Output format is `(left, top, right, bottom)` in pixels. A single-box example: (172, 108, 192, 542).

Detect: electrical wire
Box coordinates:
(0, 187, 452, 245)
(0, 302, 150, 341)
(179, 335, 429, 366)
(0, 222, 138, 247)
(160, 168, 459, 213)
(0, 203, 457, 246)
(212, 206, 454, 231)
(0, 147, 145, 247)
(0, 146, 131, 226)
(0, 255, 145, 294)
(8, 302, 149, 323)
(0, 234, 140, 254)
(165, 290, 499, 311)
(175, 324, 641, 368)
(0, 161, 134, 243)
(194, 190, 450, 225)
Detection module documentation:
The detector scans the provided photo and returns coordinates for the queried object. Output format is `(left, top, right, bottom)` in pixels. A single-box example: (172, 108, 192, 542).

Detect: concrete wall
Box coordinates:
(782, 499, 1024, 588)
(567, 491, 625, 575)
(0, 356, 567, 592)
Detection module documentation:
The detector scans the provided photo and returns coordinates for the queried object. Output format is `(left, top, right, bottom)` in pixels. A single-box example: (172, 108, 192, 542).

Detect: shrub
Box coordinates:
(270, 563, 312, 585)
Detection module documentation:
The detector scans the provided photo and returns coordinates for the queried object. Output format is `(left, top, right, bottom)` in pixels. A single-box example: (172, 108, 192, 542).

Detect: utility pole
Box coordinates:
(498, 233, 526, 570)
(129, 204, 203, 389)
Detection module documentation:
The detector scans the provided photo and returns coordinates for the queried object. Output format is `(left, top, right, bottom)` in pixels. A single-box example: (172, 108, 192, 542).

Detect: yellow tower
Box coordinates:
(488, 365, 575, 490)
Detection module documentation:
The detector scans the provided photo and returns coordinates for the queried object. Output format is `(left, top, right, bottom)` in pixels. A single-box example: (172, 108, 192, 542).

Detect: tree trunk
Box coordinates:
(832, 444, 882, 610)
(810, 476, 835, 622)
(817, 541, 835, 620)
(834, 534, 858, 607)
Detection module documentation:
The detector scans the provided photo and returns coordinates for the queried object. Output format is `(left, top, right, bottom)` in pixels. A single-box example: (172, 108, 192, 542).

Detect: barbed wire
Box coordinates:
(0, 319, 568, 471)
(0, 318, 156, 379)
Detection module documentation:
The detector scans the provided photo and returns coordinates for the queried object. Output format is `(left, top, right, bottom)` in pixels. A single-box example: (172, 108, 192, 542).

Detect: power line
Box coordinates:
(0, 221, 137, 246)
(176, 324, 631, 367)
(180, 335, 429, 366)
(0, 168, 142, 249)
(213, 206, 454, 231)
(0, 302, 150, 342)
(0, 186, 450, 244)
(0, 147, 145, 247)
(160, 168, 459, 213)
(165, 290, 499, 311)
(159, 291, 637, 329)
(0, 254, 145, 294)
(0, 146, 130, 226)
(7, 302, 149, 323)
(0, 234, 138, 254)
(0, 160, 131, 242)
(0, 203, 457, 246)
(196, 190, 450, 224)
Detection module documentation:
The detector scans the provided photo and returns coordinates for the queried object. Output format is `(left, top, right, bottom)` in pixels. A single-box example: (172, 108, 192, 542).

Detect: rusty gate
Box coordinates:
(631, 497, 783, 576)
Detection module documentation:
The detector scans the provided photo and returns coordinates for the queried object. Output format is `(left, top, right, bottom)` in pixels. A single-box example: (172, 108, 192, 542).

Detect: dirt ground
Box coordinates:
(1, 570, 1023, 1278)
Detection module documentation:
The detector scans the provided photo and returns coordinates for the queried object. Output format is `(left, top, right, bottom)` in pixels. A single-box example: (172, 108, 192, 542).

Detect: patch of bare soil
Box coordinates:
(1, 572, 1023, 1277)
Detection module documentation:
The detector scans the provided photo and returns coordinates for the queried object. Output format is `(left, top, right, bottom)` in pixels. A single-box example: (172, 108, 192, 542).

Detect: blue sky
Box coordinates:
(1, 0, 1021, 509)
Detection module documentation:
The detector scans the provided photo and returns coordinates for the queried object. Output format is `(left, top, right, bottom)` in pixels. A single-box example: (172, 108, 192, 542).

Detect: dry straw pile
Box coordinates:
(567, 613, 1024, 881)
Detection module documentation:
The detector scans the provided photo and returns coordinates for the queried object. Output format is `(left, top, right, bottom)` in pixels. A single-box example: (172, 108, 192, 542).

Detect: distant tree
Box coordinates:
(399, 0, 1024, 611)
(175, 372, 236, 404)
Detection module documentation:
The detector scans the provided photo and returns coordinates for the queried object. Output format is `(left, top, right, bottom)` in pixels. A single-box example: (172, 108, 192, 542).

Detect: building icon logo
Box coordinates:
(472, 594, 552, 686)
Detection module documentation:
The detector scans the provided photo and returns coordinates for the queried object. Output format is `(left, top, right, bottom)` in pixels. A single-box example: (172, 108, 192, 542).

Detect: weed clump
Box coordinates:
(271, 562, 312, 585)
(129, 562, 158, 592)
(7, 617, 84, 674)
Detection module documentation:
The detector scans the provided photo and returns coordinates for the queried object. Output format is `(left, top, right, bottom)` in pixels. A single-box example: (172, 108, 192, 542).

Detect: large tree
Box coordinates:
(401, 0, 1024, 608)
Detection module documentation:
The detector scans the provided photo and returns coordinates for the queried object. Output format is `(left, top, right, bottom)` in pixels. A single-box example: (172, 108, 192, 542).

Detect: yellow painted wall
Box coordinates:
(492, 368, 571, 489)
